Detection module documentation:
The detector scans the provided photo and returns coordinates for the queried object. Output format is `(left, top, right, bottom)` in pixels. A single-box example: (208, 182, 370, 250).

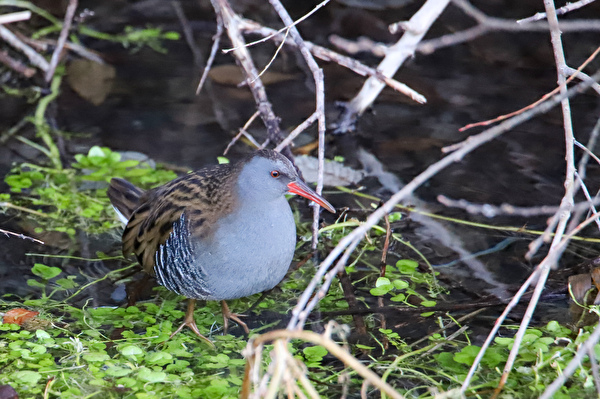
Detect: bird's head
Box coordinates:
(237, 150, 335, 213)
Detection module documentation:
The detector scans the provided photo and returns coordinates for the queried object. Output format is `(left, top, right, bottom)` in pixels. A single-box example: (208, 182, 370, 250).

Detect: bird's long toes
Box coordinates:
(169, 320, 215, 347)
(226, 313, 249, 334)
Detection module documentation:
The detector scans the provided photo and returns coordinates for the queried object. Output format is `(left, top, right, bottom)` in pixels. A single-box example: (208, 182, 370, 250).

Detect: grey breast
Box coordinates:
(197, 194, 297, 300)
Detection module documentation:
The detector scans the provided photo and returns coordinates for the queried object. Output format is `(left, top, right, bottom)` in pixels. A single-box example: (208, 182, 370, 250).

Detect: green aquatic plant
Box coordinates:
(3, 146, 177, 236)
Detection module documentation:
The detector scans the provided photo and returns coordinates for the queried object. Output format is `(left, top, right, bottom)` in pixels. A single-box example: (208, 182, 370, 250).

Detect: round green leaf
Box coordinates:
(31, 263, 62, 279)
(119, 345, 143, 356)
(83, 352, 110, 362)
(396, 259, 418, 273)
(370, 285, 393, 296)
(145, 351, 173, 365)
(14, 370, 42, 384)
(105, 366, 132, 377)
(138, 368, 167, 383)
(375, 277, 391, 287)
(392, 279, 409, 290)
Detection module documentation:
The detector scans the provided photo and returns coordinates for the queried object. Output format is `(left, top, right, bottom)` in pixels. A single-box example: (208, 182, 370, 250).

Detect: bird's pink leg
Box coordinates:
(221, 300, 249, 334)
(170, 298, 214, 347)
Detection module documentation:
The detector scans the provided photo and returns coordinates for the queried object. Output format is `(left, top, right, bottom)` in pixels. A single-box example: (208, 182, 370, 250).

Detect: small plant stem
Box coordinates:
(15, 135, 53, 158)
(248, 330, 404, 399)
(65, 264, 137, 302)
(0, 201, 52, 218)
(336, 186, 600, 243)
(34, 74, 63, 170)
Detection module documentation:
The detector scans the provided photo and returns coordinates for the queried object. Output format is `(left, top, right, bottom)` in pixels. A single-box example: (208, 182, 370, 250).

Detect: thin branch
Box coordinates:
(437, 195, 600, 218)
(461, 208, 600, 394)
(238, 19, 426, 104)
(563, 65, 600, 95)
(568, 118, 600, 232)
(589, 346, 600, 396)
(518, 0, 596, 23)
(45, 0, 78, 82)
(209, 0, 285, 150)
(224, 0, 329, 54)
(245, 329, 405, 399)
(287, 66, 600, 332)
(335, 0, 450, 133)
(0, 228, 44, 245)
(0, 49, 35, 77)
(266, 0, 328, 250)
(454, 45, 600, 135)
(224, 110, 261, 154)
(415, 0, 600, 55)
(173, 0, 204, 66)
(0, 25, 49, 71)
(197, 19, 222, 95)
(0, 10, 31, 25)
(460, 267, 541, 393)
(491, 0, 577, 395)
(274, 111, 318, 152)
(573, 171, 600, 230)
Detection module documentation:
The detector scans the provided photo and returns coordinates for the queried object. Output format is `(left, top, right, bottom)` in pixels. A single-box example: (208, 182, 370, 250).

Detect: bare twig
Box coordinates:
(0, 10, 31, 25)
(437, 195, 600, 218)
(12, 28, 104, 64)
(224, 110, 261, 154)
(0, 49, 35, 77)
(287, 70, 600, 331)
(172, 1, 204, 66)
(274, 111, 318, 152)
(45, 0, 78, 82)
(328, 34, 387, 57)
(589, 346, 600, 396)
(224, 0, 330, 53)
(244, 329, 405, 399)
(563, 66, 600, 95)
(209, 0, 286, 151)
(337, 270, 367, 336)
(417, 0, 600, 54)
(196, 18, 222, 95)
(464, 209, 600, 393)
(573, 171, 600, 230)
(518, 0, 596, 23)
(266, 0, 328, 250)
(0, 25, 49, 71)
(378, 212, 392, 349)
(238, 19, 426, 104)
(460, 266, 541, 394)
(568, 117, 600, 232)
(335, 0, 450, 133)
(453, 45, 600, 135)
(0, 228, 44, 245)
(454, 0, 600, 32)
(490, 1, 577, 396)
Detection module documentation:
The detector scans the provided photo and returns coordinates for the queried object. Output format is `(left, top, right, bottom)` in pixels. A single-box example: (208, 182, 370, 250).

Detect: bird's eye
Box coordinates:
(270, 170, 280, 178)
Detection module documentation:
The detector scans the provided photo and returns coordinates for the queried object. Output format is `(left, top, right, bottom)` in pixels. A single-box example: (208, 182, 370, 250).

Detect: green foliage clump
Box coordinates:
(0, 317, 246, 399)
(429, 321, 596, 398)
(3, 146, 177, 236)
(370, 259, 438, 312)
(0, 261, 249, 398)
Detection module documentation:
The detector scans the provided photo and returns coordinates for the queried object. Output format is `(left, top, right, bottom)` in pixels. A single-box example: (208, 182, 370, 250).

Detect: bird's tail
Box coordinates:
(107, 178, 145, 224)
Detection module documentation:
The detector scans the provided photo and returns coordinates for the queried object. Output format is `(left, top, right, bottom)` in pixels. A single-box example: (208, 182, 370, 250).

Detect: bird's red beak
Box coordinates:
(287, 180, 336, 213)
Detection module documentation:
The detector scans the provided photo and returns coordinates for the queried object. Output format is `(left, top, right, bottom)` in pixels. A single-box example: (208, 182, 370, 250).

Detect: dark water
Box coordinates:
(1, 0, 600, 334)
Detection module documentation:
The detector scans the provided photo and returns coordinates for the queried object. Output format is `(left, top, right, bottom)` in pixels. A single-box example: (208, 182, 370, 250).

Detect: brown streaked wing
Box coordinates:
(122, 164, 238, 274)
(107, 178, 145, 220)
